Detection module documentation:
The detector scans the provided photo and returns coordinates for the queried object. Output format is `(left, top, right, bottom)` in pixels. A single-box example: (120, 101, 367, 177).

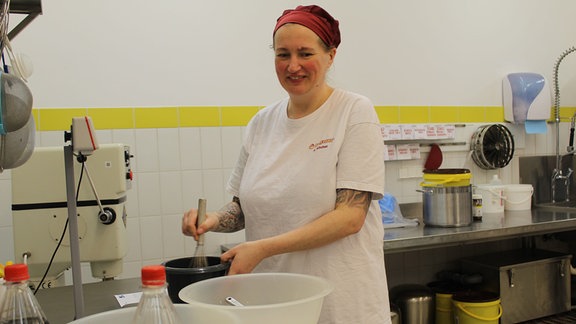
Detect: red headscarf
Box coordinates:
(273, 5, 341, 49)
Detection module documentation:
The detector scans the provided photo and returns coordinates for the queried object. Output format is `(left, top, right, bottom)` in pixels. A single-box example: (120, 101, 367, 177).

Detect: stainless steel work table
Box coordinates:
(35, 277, 141, 324)
(384, 207, 576, 253)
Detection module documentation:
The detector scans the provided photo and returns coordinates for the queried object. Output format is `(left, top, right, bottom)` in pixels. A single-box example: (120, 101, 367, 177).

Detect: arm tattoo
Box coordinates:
(335, 189, 373, 213)
(213, 196, 245, 232)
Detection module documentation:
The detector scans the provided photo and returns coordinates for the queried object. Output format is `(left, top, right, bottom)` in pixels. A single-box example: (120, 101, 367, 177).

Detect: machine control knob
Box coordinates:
(98, 207, 116, 225)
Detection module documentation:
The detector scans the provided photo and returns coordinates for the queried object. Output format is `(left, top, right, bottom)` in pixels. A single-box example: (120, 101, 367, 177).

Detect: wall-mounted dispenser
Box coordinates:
(503, 72, 551, 134)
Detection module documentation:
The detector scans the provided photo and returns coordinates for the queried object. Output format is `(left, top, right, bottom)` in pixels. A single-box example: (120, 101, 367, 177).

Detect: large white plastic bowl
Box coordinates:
(68, 303, 240, 323)
(178, 273, 333, 324)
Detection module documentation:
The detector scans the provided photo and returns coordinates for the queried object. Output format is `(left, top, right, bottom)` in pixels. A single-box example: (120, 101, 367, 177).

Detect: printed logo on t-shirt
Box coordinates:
(309, 138, 334, 151)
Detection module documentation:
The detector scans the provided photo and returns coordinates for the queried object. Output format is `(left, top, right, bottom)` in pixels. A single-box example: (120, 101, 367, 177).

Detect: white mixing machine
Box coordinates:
(11, 143, 132, 288)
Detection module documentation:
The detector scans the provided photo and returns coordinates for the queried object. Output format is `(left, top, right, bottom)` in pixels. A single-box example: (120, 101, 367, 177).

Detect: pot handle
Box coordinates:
(416, 189, 433, 194)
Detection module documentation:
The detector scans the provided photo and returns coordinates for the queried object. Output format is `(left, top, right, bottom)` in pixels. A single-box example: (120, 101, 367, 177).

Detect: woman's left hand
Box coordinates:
(221, 241, 267, 275)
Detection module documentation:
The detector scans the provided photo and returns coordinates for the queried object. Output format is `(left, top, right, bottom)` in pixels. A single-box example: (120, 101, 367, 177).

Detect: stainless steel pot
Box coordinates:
(390, 284, 435, 324)
(420, 185, 472, 227)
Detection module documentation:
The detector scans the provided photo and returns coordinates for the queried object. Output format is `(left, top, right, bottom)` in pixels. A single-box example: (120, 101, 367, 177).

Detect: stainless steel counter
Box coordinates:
(385, 207, 576, 253)
(35, 278, 141, 324)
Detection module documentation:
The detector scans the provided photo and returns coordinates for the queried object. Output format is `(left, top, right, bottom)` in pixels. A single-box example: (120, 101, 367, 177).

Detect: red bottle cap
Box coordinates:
(141, 265, 166, 286)
(4, 264, 30, 282)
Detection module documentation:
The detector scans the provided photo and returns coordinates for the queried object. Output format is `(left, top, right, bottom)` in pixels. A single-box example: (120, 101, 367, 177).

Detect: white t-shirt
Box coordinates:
(227, 88, 391, 324)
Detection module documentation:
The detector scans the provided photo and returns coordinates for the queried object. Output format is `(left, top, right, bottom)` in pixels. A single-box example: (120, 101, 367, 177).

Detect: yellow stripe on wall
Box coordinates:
(88, 108, 134, 129)
(32, 105, 574, 131)
(222, 106, 260, 126)
(180, 107, 220, 127)
(135, 107, 178, 128)
(38, 108, 87, 131)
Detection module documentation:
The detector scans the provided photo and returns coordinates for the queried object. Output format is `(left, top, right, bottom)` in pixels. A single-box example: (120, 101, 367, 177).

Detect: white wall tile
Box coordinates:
(0, 227, 14, 262)
(200, 127, 222, 169)
(126, 176, 140, 218)
(94, 129, 113, 144)
(0, 169, 10, 180)
(160, 172, 184, 215)
(221, 126, 243, 168)
(181, 170, 204, 211)
(136, 172, 162, 217)
(124, 217, 142, 262)
(112, 129, 136, 148)
(38, 131, 67, 147)
(0, 179, 12, 227)
(134, 129, 159, 172)
(158, 128, 181, 171)
(162, 214, 185, 258)
(179, 128, 203, 170)
(139, 216, 163, 260)
(202, 169, 225, 209)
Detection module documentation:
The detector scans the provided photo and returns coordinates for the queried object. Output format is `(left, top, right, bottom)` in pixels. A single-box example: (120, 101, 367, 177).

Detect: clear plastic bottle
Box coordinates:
(490, 174, 503, 185)
(0, 264, 48, 324)
(131, 265, 181, 324)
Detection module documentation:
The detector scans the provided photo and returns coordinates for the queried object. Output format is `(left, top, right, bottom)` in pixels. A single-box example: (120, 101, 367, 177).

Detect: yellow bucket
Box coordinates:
(427, 281, 464, 324)
(436, 292, 454, 324)
(421, 169, 471, 187)
(452, 291, 502, 324)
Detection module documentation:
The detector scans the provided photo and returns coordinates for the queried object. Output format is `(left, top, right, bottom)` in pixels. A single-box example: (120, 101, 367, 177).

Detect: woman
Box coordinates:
(182, 5, 391, 323)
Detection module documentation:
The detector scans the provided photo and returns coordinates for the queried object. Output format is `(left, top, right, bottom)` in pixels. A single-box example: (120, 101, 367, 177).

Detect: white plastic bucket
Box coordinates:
(475, 185, 505, 213)
(503, 184, 533, 211)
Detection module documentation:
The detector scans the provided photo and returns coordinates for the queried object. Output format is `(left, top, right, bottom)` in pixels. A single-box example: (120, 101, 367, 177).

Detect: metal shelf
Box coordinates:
(7, 0, 42, 40)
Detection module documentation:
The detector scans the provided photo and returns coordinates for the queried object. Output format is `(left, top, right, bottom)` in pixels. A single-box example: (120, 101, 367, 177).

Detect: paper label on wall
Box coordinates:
(445, 124, 456, 139)
(386, 144, 397, 160)
(396, 144, 412, 160)
(387, 125, 402, 140)
(414, 125, 427, 139)
(380, 125, 389, 140)
(435, 124, 448, 139)
(401, 125, 415, 140)
(381, 125, 402, 140)
(409, 144, 421, 159)
(426, 125, 437, 139)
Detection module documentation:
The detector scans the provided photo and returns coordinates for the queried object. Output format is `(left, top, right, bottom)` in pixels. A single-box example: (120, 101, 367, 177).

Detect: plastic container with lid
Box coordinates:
(503, 184, 534, 211)
(475, 175, 505, 214)
(0, 263, 48, 324)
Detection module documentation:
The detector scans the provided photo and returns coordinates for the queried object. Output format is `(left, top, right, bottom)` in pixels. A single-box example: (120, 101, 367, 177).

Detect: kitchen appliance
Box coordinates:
(11, 143, 132, 287)
(420, 169, 473, 227)
(461, 249, 571, 324)
(470, 124, 514, 170)
(390, 284, 435, 324)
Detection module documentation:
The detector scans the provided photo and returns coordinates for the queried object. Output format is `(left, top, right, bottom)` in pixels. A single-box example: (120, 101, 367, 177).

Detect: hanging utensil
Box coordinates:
(424, 143, 443, 170)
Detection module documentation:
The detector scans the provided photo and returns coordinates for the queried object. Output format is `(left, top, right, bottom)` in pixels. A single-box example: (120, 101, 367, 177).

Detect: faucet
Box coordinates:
(552, 46, 576, 203)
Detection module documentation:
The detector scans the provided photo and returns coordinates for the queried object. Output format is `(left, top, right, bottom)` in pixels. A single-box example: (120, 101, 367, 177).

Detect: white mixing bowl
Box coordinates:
(179, 272, 333, 324)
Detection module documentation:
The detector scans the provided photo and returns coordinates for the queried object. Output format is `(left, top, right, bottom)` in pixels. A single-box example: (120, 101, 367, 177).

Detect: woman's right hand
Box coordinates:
(181, 209, 219, 240)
